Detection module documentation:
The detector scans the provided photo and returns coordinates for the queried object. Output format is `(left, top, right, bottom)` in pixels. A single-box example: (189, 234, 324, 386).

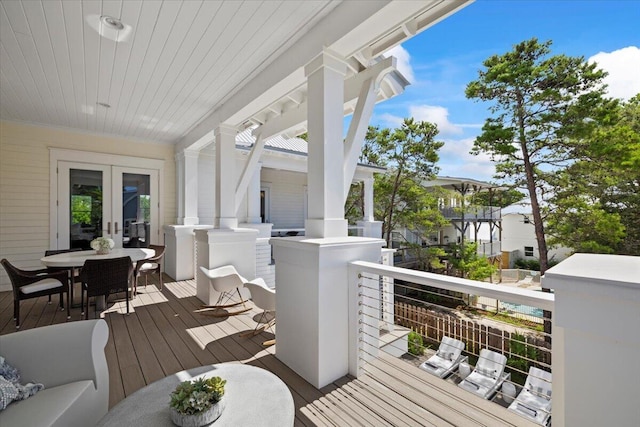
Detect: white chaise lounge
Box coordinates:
(0, 319, 109, 427)
(419, 336, 466, 378)
(508, 366, 552, 425)
(458, 348, 510, 399)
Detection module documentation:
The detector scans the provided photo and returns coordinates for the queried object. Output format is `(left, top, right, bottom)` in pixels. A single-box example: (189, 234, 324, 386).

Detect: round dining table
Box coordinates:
(40, 248, 155, 309)
(40, 248, 154, 268)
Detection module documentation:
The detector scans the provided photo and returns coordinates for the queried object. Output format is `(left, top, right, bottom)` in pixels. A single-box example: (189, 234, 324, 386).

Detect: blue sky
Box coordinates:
(372, 0, 640, 182)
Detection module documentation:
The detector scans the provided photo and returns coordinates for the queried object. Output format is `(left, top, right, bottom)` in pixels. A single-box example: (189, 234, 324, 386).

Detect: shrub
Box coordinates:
(408, 330, 425, 356)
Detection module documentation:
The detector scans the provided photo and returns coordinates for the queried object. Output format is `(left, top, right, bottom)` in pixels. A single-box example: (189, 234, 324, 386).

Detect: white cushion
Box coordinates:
(20, 278, 64, 294)
(138, 262, 158, 272)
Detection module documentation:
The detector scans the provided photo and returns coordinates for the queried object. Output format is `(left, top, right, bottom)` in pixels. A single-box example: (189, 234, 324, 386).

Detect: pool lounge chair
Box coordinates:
(508, 367, 552, 425)
(419, 336, 467, 378)
(458, 349, 510, 399)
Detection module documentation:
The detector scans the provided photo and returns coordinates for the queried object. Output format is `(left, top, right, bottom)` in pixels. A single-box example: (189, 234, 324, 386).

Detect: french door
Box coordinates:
(56, 162, 159, 249)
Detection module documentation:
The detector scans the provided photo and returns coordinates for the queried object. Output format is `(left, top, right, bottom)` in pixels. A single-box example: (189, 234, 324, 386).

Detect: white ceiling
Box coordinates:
(0, 0, 473, 146)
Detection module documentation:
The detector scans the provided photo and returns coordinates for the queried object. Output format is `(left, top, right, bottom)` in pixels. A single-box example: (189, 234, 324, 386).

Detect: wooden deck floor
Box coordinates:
(0, 275, 535, 427)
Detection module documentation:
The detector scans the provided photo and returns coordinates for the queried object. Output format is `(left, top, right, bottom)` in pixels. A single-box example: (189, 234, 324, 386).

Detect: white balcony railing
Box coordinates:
(348, 261, 554, 421)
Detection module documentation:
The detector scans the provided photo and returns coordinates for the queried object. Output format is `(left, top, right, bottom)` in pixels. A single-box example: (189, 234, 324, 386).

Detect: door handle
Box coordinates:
(115, 222, 119, 234)
(107, 222, 111, 234)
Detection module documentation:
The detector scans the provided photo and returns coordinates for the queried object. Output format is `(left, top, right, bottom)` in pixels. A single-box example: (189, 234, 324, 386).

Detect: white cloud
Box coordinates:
(438, 137, 496, 182)
(384, 45, 415, 83)
(588, 46, 640, 101)
(409, 105, 463, 136)
(377, 113, 403, 128)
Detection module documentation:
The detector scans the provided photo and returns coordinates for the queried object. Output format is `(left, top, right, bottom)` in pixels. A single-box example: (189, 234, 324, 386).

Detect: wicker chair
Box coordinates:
(133, 244, 165, 294)
(45, 248, 83, 303)
(1, 258, 70, 329)
(80, 256, 134, 319)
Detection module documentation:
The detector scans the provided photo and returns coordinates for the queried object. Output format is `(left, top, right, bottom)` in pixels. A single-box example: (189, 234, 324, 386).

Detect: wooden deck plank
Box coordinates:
(108, 312, 147, 396)
(0, 279, 539, 427)
(103, 315, 125, 408)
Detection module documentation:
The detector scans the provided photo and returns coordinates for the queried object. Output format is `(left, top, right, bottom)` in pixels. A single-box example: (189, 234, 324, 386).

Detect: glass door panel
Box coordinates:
(57, 162, 112, 250)
(112, 167, 159, 248)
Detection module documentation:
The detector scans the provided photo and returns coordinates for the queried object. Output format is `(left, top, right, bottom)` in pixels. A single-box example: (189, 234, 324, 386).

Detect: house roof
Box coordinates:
(423, 176, 504, 193)
(235, 127, 385, 174)
(0, 0, 474, 148)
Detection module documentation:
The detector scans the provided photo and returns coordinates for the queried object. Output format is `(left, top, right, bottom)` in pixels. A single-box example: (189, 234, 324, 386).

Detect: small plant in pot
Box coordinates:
(169, 376, 226, 427)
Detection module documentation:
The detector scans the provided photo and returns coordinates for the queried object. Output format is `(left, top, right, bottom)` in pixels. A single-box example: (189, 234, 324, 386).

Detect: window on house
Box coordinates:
(524, 246, 534, 257)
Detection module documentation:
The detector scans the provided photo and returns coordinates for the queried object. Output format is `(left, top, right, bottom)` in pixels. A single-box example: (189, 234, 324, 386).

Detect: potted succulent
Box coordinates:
(169, 376, 226, 427)
(90, 237, 115, 255)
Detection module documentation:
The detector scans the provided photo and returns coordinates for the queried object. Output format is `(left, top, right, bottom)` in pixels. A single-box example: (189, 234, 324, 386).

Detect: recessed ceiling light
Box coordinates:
(97, 102, 111, 108)
(100, 15, 124, 31)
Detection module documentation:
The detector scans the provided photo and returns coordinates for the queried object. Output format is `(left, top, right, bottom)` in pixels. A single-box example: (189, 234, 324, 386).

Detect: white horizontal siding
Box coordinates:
(0, 121, 176, 291)
(261, 168, 306, 229)
(255, 238, 275, 288)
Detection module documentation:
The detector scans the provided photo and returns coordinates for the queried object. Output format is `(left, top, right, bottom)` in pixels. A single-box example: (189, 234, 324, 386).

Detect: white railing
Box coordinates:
(348, 260, 554, 418)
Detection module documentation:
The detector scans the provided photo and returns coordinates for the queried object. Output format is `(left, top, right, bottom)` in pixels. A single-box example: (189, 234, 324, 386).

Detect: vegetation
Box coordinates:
(447, 242, 497, 281)
(466, 38, 610, 275)
(506, 333, 538, 384)
(546, 94, 640, 255)
(408, 330, 425, 356)
(469, 188, 525, 209)
(170, 377, 226, 415)
(361, 118, 448, 247)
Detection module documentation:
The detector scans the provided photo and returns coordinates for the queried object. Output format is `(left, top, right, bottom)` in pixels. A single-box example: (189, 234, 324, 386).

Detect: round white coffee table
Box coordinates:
(97, 364, 294, 427)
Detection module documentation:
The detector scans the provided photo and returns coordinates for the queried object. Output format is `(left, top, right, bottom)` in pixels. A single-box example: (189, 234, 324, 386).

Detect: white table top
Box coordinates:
(41, 248, 154, 268)
(97, 364, 295, 427)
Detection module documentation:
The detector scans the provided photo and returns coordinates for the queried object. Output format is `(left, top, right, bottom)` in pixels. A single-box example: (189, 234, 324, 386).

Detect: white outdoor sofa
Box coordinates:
(0, 319, 109, 427)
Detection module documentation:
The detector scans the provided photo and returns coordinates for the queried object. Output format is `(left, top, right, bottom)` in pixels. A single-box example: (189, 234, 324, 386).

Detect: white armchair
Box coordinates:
(0, 319, 109, 427)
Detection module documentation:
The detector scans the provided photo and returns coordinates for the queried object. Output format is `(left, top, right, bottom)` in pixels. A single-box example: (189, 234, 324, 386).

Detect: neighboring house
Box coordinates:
(393, 176, 502, 263)
(501, 202, 573, 268)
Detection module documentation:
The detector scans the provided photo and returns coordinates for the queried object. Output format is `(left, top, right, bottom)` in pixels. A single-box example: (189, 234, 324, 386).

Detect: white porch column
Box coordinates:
(246, 162, 262, 224)
(195, 228, 258, 304)
(215, 125, 238, 229)
(176, 149, 200, 225)
(357, 176, 383, 238)
(272, 237, 384, 388)
(545, 254, 640, 427)
(304, 50, 348, 238)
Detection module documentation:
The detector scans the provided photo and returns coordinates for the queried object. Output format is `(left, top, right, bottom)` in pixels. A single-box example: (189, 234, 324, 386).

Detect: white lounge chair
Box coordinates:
(419, 336, 466, 378)
(458, 349, 510, 399)
(508, 367, 552, 425)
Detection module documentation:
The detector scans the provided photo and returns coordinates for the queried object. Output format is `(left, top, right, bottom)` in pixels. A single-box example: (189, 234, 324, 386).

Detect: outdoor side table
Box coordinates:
(97, 364, 294, 427)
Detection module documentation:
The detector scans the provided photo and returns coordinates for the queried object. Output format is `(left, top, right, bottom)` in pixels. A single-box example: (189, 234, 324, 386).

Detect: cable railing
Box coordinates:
(349, 261, 554, 424)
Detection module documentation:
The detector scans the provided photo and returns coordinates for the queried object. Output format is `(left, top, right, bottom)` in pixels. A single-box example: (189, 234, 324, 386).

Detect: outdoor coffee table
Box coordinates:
(97, 364, 295, 427)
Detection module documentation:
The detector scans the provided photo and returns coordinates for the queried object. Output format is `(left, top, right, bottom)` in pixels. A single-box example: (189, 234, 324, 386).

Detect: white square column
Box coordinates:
(545, 254, 640, 427)
(195, 228, 258, 305)
(176, 149, 200, 225)
(305, 50, 348, 238)
(272, 236, 384, 388)
(215, 125, 238, 229)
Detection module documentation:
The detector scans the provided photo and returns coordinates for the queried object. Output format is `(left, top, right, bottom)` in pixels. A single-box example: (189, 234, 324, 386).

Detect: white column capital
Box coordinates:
(305, 49, 347, 78)
(214, 123, 238, 138)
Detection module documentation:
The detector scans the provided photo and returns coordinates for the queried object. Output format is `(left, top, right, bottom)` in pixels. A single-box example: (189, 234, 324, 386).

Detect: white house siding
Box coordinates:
(261, 168, 306, 229)
(501, 213, 572, 263)
(0, 121, 176, 291)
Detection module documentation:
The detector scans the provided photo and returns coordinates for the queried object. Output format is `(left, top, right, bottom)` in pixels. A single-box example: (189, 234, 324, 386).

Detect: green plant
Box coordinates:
(408, 330, 425, 356)
(507, 333, 538, 384)
(170, 377, 226, 415)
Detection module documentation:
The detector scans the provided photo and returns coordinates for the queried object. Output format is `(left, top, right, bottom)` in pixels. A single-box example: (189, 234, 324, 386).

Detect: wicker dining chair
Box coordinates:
(1, 258, 70, 329)
(133, 244, 165, 294)
(80, 256, 134, 319)
(45, 248, 83, 303)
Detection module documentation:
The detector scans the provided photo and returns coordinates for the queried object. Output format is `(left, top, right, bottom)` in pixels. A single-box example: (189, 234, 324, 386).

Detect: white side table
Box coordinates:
(501, 381, 517, 404)
(458, 362, 471, 380)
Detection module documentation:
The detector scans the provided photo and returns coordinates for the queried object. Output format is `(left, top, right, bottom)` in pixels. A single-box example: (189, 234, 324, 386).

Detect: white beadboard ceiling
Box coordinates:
(0, 0, 473, 146)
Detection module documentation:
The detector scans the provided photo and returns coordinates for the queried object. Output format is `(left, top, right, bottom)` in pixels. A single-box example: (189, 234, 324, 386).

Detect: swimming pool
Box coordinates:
(500, 301, 544, 318)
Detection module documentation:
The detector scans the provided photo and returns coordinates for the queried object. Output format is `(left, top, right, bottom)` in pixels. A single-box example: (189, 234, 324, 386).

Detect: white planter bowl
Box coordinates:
(170, 399, 224, 427)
